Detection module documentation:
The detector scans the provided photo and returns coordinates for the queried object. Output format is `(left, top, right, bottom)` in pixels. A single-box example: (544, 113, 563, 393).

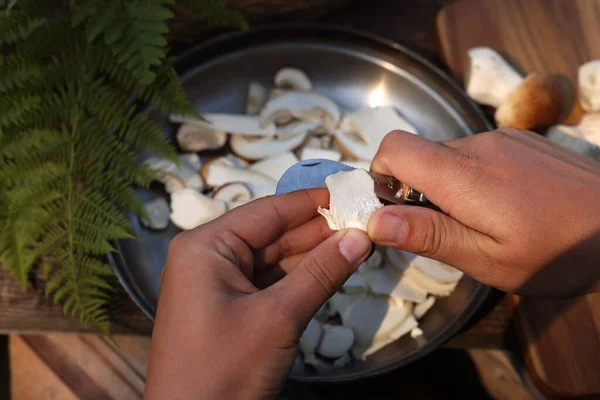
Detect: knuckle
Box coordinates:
(167, 231, 190, 255)
(417, 213, 446, 258)
(304, 258, 337, 297)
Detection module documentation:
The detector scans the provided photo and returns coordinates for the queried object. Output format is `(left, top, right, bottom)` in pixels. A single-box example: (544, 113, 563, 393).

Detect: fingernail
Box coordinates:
(338, 229, 371, 263)
(372, 213, 407, 244)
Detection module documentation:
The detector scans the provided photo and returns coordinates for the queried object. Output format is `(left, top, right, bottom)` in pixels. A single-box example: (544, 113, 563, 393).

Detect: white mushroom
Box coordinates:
(144, 156, 204, 193)
(578, 60, 600, 112)
(211, 154, 249, 169)
(246, 81, 268, 115)
(358, 248, 383, 273)
(401, 252, 463, 283)
(140, 197, 170, 230)
(201, 161, 277, 198)
(176, 123, 227, 152)
(354, 315, 418, 359)
(465, 47, 524, 108)
(318, 169, 384, 232)
(275, 120, 321, 136)
(342, 160, 371, 170)
(178, 153, 202, 172)
(299, 319, 323, 367)
(300, 147, 342, 162)
(230, 132, 308, 161)
(342, 271, 365, 293)
(171, 113, 278, 136)
(328, 292, 363, 316)
(248, 151, 299, 182)
(259, 91, 341, 127)
(335, 107, 417, 161)
(410, 327, 424, 339)
(414, 296, 436, 320)
(317, 325, 355, 358)
(213, 183, 252, 209)
(366, 264, 428, 303)
(304, 135, 333, 150)
(275, 67, 312, 91)
(169, 188, 227, 230)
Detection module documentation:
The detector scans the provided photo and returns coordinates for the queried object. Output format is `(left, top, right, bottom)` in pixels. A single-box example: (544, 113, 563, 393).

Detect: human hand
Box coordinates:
(144, 190, 371, 400)
(367, 129, 600, 297)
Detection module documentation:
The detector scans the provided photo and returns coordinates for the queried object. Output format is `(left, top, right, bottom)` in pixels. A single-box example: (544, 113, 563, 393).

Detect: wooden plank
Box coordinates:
(23, 335, 145, 399)
(437, 0, 600, 396)
(9, 335, 78, 400)
(108, 335, 152, 379)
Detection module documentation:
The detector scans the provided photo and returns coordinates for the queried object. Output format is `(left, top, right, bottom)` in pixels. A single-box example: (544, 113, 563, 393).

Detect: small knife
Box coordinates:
(276, 159, 431, 206)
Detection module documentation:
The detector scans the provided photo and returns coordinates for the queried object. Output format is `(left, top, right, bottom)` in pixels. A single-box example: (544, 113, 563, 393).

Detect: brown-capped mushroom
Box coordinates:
(176, 123, 227, 152)
(230, 132, 308, 161)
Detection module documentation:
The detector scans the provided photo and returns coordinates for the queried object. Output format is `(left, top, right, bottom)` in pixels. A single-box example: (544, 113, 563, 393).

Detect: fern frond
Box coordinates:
(0, 54, 42, 92)
(0, 12, 45, 45)
(0, 92, 41, 128)
(177, 0, 247, 29)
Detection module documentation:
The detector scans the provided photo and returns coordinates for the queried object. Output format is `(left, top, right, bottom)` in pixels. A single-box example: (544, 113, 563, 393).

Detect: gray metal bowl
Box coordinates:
(109, 25, 493, 382)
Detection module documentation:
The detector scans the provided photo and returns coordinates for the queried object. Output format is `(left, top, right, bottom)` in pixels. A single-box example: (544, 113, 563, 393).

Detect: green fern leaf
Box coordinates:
(0, 12, 45, 45)
(0, 54, 42, 92)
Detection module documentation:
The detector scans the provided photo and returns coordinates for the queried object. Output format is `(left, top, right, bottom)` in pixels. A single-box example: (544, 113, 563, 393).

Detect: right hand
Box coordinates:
(367, 129, 600, 297)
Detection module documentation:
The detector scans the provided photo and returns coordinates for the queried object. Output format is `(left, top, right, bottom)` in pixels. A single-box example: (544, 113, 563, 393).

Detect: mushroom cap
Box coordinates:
(259, 91, 341, 126)
(140, 197, 170, 230)
(176, 123, 227, 152)
(171, 113, 278, 136)
(169, 188, 227, 231)
(578, 60, 600, 112)
(248, 151, 299, 182)
(495, 72, 564, 130)
(246, 81, 268, 115)
(201, 161, 276, 199)
(465, 47, 524, 108)
(144, 156, 204, 192)
(317, 325, 355, 358)
(317, 169, 384, 231)
(230, 132, 307, 161)
(212, 182, 252, 204)
(274, 67, 312, 91)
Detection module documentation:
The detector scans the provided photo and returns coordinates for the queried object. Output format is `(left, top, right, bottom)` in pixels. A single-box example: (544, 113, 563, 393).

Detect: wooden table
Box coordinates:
(0, 0, 516, 348)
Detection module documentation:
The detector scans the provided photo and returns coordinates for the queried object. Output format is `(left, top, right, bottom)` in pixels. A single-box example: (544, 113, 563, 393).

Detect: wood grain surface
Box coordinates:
(437, 0, 600, 397)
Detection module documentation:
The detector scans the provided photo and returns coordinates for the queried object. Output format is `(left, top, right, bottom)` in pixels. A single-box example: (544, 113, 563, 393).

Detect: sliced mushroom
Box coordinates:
(247, 81, 268, 115)
(410, 327, 424, 339)
(495, 72, 564, 130)
(213, 182, 252, 206)
(275, 67, 312, 91)
(169, 188, 227, 231)
(144, 156, 204, 193)
(171, 113, 278, 136)
(259, 91, 341, 127)
(317, 325, 355, 358)
(465, 47, 524, 108)
(299, 319, 323, 367)
(335, 107, 417, 161)
(230, 132, 308, 161)
(328, 292, 363, 316)
(304, 135, 333, 150)
(342, 160, 371, 170)
(140, 197, 170, 230)
(318, 169, 384, 231)
(211, 154, 250, 169)
(275, 120, 321, 136)
(201, 161, 277, 198)
(578, 60, 600, 112)
(366, 265, 428, 303)
(355, 315, 419, 359)
(414, 296, 436, 320)
(401, 252, 463, 283)
(300, 147, 342, 162)
(248, 151, 299, 182)
(176, 123, 227, 152)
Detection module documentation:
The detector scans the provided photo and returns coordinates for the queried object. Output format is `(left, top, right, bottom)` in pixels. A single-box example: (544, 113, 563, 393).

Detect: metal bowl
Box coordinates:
(109, 25, 493, 382)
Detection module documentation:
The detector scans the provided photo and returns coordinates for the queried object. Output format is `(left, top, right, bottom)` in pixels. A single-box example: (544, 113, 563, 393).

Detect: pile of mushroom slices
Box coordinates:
(465, 47, 600, 160)
(140, 66, 420, 231)
(299, 169, 463, 367)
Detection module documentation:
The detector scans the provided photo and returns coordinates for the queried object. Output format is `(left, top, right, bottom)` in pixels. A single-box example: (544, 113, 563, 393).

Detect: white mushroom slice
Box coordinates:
(342, 271, 365, 293)
(401, 252, 463, 283)
(275, 67, 312, 91)
(213, 183, 252, 206)
(169, 189, 227, 230)
(201, 162, 277, 198)
(230, 132, 308, 161)
(176, 123, 227, 152)
(140, 197, 170, 230)
(341, 295, 413, 358)
(171, 113, 277, 136)
(317, 169, 384, 231)
(144, 157, 204, 192)
(248, 151, 299, 182)
(328, 292, 363, 316)
(355, 315, 418, 359)
(304, 135, 333, 150)
(358, 248, 383, 273)
(317, 325, 354, 358)
(178, 153, 202, 172)
(333, 352, 352, 368)
(275, 120, 320, 136)
(260, 91, 341, 127)
(577, 112, 600, 147)
(246, 81, 268, 115)
(211, 154, 250, 169)
(299, 319, 323, 367)
(335, 107, 417, 161)
(578, 61, 600, 112)
(268, 88, 287, 101)
(386, 248, 460, 296)
(465, 47, 524, 108)
(366, 265, 428, 303)
(414, 296, 436, 320)
(300, 147, 342, 162)
(410, 327, 424, 339)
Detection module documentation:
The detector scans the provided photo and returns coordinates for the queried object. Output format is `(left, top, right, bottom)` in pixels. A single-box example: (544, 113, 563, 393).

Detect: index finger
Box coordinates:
(191, 188, 330, 250)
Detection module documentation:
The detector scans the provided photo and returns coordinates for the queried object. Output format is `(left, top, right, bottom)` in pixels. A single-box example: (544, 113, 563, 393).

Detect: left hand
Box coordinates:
(144, 189, 371, 400)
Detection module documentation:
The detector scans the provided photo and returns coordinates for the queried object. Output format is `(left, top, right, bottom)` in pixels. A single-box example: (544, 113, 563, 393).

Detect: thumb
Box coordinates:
(268, 229, 371, 324)
(367, 205, 494, 273)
